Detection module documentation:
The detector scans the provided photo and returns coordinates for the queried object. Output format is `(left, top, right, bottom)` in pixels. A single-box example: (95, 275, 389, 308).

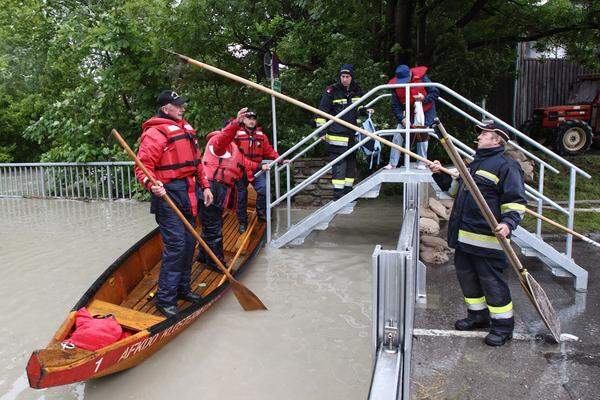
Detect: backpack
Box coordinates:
(356, 117, 382, 170)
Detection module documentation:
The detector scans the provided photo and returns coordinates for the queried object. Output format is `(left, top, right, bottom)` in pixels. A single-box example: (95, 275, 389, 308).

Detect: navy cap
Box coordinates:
(339, 63, 354, 77)
(395, 65, 411, 84)
(157, 90, 187, 107)
(475, 122, 512, 142)
(245, 109, 257, 118)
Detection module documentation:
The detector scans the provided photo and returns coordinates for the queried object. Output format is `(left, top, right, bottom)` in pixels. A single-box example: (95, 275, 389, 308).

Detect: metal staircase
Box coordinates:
(262, 81, 592, 292)
(270, 168, 432, 248)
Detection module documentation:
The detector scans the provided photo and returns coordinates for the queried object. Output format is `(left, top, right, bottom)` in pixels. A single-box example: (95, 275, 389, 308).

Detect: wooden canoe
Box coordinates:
(26, 196, 265, 389)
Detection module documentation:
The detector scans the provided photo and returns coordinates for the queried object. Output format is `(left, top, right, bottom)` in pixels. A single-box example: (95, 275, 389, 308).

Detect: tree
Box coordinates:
(0, 0, 597, 162)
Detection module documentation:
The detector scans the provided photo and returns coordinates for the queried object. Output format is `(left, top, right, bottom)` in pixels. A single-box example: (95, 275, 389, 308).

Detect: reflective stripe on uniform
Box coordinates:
(344, 177, 355, 187)
(325, 134, 349, 147)
(332, 99, 347, 104)
(448, 179, 459, 198)
(488, 302, 514, 319)
(501, 202, 526, 216)
(475, 169, 499, 184)
(458, 230, 508, 250)
(315, 118, 326, 126)
(332, 179, 346, 189)
(464, 296, 487, 311)
(351, 97, 361, 102)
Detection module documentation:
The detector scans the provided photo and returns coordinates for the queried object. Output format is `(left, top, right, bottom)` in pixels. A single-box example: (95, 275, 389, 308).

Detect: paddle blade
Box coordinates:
(524, 272, 561, 342)
(229, 278, 268, 311)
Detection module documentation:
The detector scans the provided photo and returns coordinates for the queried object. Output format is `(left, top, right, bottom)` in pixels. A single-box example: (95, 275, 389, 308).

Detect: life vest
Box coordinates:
(202, 132, 245, 186)
(234, 127, 267, 165)
(389, 66, 433, 112)
(142, 117, 201, 183)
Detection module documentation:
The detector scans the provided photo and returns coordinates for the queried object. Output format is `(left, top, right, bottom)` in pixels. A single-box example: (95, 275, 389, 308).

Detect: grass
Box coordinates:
(536, 150, 600, 201)
(521, 150, 600, 234)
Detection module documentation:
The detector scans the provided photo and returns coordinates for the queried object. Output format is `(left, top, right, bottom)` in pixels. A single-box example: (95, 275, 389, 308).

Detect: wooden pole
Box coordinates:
(112, 129, 267, 311)
(524, 208, 600, 248)
(217, 217, 259, 287)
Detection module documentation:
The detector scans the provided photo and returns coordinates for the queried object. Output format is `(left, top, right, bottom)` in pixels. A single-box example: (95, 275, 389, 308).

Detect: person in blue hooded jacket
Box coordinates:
(315, 64, 373, 200)
(385, 64, 439, 170)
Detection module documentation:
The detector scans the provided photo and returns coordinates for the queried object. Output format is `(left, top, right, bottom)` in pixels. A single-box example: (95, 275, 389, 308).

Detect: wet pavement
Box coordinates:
(2, 196, 598, 399)
(411, 237, 600, 399)
(0, 197, 404, 400)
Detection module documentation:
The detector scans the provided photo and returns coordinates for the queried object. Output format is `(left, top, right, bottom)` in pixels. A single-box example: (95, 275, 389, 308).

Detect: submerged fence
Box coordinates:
(0, 162, 136, 200)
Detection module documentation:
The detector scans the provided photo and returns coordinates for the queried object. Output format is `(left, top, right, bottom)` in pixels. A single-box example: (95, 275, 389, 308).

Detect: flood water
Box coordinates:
(0, 197, 404, 400)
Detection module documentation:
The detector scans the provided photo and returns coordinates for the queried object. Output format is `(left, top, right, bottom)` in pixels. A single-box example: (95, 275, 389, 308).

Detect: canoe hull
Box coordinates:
(27, 292, 224, 388)
(27, 205, 265, 389)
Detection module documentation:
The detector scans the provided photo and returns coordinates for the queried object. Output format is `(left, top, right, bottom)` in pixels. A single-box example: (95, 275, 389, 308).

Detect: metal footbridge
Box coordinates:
(256, 81, 592, 399)
(261, 81, 591, 293)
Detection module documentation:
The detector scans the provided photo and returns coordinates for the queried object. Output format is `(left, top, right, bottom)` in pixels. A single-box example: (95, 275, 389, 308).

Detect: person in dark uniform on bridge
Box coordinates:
(135, 90, 214, 318)
(428, 122, 527, 346)
(315, 64, 373, 200)
(233, 110, 280, 233)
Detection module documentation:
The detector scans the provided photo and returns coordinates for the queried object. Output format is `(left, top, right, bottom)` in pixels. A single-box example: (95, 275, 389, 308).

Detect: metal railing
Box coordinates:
(0, 162, 136, 200)
(264, 82, 591, 259)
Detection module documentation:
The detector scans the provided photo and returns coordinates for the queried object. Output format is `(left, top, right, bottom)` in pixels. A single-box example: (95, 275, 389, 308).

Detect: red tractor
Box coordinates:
(521, 74, 600, 156)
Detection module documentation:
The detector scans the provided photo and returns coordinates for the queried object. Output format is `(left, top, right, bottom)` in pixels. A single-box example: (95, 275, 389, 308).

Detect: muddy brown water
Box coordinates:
(0, 197, 404, 400)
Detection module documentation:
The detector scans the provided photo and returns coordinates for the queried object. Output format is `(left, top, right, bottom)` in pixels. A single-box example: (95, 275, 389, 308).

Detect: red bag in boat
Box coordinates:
(66, 308, 123, 351)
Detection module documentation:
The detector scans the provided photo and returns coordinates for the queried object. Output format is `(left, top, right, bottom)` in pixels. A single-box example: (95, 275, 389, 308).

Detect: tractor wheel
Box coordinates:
(555, 120, 593, 156)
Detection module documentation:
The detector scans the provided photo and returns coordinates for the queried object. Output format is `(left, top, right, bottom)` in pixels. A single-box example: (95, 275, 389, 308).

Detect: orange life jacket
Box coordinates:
(202, 133, 245, 187)
(142, 117, 201, 182)
(389, 66, 433, 112)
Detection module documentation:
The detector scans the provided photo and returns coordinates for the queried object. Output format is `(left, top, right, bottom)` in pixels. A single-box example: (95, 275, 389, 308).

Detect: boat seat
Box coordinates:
(87, 299, 165, 331)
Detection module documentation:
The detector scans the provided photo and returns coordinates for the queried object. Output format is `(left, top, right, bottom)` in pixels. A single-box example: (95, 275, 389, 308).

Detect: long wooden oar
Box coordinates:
(432, 120, 561, 342)
(524, 208, 600, 248)
(112, 129, 267, 311)
(217, 217, 259, 287)
(162, 49, 455, 176)
(164, 52, 592, 252)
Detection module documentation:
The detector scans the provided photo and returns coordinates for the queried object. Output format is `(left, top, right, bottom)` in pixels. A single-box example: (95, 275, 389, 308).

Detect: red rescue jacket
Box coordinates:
(202, 120, 246, 210)
(234, 125, 279, 172)
(388, 66, 433, 112)
(135, 117, 210, 217)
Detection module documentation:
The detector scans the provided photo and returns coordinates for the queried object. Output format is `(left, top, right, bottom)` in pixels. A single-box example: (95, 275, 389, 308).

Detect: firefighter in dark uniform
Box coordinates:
(428, 122, 527, 346)
(199, 108, 249, 270)
(315, 64, 372, 200)
(135, 90, 214, 318)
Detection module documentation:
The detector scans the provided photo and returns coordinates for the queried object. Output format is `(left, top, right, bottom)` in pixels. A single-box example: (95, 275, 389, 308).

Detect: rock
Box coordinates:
(293, 195, 314, 205)
(439, 199, 454, 210)
(429, 197, 448, 220)
(519, 160, 534, 184)
(420, 247, 450, 264)
(419, 217, 440, 235)
(505, 144, 530, 162)
(421, 235, 450, 250)
(419, 206, 439, 222)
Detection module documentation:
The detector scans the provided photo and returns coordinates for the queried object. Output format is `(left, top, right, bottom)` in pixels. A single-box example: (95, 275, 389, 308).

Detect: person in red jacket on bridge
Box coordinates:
(234, 110, 280, 233)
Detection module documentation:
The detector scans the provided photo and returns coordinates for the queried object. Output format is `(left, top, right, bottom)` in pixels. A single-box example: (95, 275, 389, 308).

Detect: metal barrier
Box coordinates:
(0, 162, 136, 200)
(264, 81, 591, 260)
(369, 180, 422, 400)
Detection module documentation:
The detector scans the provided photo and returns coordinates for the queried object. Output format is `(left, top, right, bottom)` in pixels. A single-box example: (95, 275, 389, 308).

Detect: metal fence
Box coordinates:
(0, 162, 136, 200)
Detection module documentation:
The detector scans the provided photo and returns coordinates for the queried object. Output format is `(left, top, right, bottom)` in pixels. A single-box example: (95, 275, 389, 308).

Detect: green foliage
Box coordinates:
(0, 0, 597, 164)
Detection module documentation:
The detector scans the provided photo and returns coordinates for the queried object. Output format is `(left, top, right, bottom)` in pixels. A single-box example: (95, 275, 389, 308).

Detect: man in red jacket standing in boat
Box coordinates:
(135, 90, 248, 318)
(233, 110, 280, 233)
